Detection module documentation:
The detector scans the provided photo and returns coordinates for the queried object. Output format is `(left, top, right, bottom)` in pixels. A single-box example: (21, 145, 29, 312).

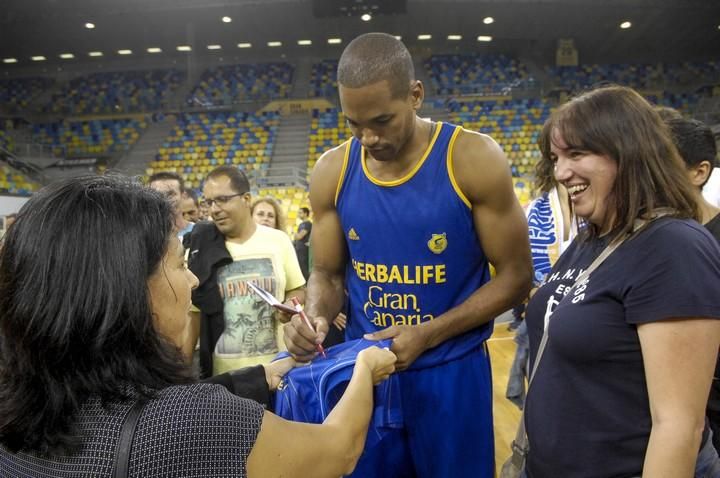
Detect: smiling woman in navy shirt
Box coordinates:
(523, 86, 720, 478)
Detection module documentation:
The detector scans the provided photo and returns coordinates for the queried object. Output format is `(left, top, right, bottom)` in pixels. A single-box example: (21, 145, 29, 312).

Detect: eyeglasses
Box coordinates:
(201, 192, 246, 208)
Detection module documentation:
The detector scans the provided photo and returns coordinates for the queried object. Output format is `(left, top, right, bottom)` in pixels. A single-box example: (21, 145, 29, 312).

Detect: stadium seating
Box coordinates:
(0, 162, 39, 195)
(0, 77, 53, 112)
(149, 111, 280, 189)
(307, 108, 352, 174)
(309, 60, 339, 99)
(3, 53, 714, 212)
(188, 63, 293, 106)
(45, 69, 183, 114)
(664, 60, 720, 86)
(512, 177, 533, 207)
(0, 122, 15, 153)
(546, 60, 720, 93)
(32, 118, 147, 157)
(446, 98, 552, 179)
(645, 91, 703, 114)
(425, 54, 533, 96)
(546, 63, 664, 91)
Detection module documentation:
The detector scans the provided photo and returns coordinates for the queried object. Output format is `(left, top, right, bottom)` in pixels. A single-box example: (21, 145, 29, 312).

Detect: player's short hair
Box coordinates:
(338, 33, 415, 99)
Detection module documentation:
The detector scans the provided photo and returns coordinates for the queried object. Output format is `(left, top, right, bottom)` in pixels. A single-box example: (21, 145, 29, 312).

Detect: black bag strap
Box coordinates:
(112, 399, 147, 478)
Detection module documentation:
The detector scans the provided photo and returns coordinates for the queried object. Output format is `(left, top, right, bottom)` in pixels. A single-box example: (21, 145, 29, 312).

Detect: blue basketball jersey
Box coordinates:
(336, 122, 492, 369)
(272, 338, 401, 450)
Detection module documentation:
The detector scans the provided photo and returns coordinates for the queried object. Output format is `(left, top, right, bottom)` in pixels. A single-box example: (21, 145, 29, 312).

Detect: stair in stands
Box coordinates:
(113, 115, 178, 177)
(263, 113, 310, 187)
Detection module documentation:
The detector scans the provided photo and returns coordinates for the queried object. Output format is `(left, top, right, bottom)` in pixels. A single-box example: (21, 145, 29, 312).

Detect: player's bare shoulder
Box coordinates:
(309, 141, 352, 209)
(310, 142, 349, 185)
(452, 128, 506, 168)
(450, 128, 512, 202)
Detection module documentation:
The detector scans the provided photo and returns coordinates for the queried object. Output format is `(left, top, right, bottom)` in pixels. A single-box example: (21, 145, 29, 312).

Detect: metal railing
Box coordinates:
(254, 166, 308, 188)
(0, 149, 48, 184)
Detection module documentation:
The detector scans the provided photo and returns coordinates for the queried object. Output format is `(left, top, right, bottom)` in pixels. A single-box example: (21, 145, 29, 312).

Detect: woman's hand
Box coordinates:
(264, 357, 298, 391)
(355, 346, 397, 385)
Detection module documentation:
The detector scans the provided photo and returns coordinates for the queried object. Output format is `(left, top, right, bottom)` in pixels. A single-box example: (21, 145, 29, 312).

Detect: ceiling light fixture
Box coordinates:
(297, 40, 312, 46)
(237, 43, 252, 48)
(483, 17, 494, 24)
(3, 58, 18, 64)
(447, 35, 462, 41)
(327, 38, 342, 44)
(118, 49, 132, 55)
(177, 45, 192, 51)
(267, 41, 282, 47)
(31, 56, 46, 61)
(418, 34, 432, 40)
(147, 47, 162, 53)
(88, 51, 103, 57)
(59, 53, 74, 59)
(85, 22, 95, 29)
(477, 35, 493, 42)
(361, 13, 372, 21)
(207, 45, 222, 50)
(620, 21, 632, 29)
(222, 16, 232, 23)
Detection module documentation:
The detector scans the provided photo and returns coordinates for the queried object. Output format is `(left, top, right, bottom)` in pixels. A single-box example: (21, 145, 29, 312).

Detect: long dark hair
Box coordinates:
(0, 175, 194, 454)
(538, 85, 698, 239)
(533, 121, 557, 196)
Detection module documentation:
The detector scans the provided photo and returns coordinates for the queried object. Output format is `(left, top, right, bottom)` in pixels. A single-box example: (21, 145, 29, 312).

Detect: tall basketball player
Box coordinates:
(284, 32, 532, 477)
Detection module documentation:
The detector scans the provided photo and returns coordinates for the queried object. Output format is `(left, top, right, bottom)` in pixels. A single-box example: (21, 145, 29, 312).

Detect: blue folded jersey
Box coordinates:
(272, 338, 402, 448)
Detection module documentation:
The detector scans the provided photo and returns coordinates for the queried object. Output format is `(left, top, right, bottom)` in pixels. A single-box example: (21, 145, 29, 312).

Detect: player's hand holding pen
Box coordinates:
(246, 282, 326, 360)
(284, 312, 331, 362)
(290, 297, 327, 358)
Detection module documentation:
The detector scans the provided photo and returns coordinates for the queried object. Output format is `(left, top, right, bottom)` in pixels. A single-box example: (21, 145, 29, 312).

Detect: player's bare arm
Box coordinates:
(423, 129, 532, 345)
(284, 144, 349, 360)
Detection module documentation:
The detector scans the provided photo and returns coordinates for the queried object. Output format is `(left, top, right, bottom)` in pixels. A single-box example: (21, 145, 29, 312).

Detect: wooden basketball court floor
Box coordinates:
(488, 322, 523, 476)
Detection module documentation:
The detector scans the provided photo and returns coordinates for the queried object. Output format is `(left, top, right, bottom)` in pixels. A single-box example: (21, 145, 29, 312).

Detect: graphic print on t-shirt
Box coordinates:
(215, 258, 279, 358)
(538, 266, 590, 330)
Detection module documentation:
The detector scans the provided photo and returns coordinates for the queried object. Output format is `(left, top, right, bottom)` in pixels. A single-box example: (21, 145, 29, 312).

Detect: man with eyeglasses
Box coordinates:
(186, 165, 306, 378)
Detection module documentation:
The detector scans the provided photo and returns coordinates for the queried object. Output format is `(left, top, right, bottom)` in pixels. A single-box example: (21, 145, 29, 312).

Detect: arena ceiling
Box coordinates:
(1, 0, 719, 73)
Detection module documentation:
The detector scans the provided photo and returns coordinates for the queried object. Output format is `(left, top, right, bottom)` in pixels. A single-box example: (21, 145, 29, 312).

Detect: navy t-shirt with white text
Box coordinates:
(525, 218, 720, 478)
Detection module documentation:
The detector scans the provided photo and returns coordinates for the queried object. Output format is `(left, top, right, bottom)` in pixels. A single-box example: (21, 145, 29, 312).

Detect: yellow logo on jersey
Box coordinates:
(348, 228, 360, 241)
(427, 233, 447, 254)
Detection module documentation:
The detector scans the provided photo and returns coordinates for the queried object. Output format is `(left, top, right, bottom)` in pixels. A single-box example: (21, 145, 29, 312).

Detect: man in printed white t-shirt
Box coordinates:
(186, 166, 305, 378)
